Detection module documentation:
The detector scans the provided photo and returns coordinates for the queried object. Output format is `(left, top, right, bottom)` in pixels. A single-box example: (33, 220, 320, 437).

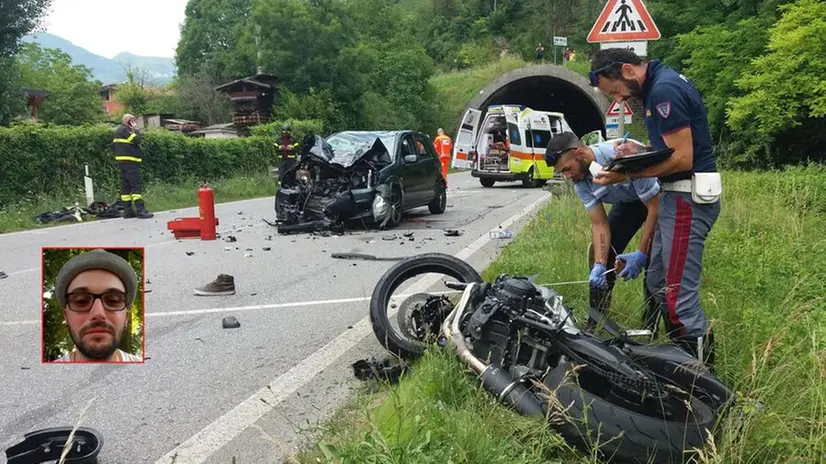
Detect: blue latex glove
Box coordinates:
(590, 263, 608, 289)
(616, 250, 647, 280)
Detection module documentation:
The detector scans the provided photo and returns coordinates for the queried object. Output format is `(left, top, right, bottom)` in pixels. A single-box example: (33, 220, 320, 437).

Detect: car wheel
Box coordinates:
(522, 168, 539, 188)
(428, 181, 447, 214)
(480, 178, 495, 188)
(384, 185, 403, 229)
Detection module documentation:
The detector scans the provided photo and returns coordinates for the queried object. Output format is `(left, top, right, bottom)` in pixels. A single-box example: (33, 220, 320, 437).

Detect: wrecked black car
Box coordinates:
(275, 131, 448, 234)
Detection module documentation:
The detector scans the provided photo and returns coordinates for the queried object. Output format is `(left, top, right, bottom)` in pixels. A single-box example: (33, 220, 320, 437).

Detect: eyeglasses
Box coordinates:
(65, 291, 128, 312)
(589, 61, 626, 87)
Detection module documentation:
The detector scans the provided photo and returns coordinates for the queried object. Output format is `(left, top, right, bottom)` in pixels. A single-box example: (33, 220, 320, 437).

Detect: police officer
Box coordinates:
(112, 114, 153, 219)
(589, 49, 721, 367)
(276, 124, 299, 186)
(545, 132, 661, 334)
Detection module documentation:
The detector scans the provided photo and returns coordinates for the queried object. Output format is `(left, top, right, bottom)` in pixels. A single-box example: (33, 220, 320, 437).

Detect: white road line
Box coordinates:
(154, 192, 550, 464)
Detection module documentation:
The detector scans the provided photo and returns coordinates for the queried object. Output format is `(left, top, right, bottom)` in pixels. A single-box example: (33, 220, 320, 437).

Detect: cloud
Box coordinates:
(42, 0, 189, 58)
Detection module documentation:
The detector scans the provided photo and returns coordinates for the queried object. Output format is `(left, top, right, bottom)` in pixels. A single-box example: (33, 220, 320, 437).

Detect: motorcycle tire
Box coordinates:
(369, 253, 483, 360)
(543, 361, 718, 464)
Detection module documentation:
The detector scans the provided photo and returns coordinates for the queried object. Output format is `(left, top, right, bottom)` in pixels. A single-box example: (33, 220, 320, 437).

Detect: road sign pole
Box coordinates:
(618, 101, 626, 138)
(554, 46, 557, 65)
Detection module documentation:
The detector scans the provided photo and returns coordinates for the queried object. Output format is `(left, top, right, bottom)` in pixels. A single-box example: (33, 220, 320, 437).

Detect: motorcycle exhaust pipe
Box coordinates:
(443, 284, 545, 417)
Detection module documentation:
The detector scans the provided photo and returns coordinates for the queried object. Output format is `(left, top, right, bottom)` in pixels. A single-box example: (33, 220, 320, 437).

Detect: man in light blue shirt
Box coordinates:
(545, 132, 660, 332)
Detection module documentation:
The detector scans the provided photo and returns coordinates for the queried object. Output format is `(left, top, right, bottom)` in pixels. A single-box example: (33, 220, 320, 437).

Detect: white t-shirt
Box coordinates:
(55, 349, 143, 362)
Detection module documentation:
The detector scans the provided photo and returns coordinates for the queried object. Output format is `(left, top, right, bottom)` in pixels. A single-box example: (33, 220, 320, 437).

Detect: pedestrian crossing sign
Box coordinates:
(587, 0, 661, 43)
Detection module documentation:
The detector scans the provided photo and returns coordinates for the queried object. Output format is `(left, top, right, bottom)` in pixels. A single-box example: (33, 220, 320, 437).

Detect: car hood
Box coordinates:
(303, 135, 392, 170)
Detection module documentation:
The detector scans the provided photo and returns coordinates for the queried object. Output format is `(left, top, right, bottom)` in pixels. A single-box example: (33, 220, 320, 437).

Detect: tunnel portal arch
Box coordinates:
(462, 65, 610, 139)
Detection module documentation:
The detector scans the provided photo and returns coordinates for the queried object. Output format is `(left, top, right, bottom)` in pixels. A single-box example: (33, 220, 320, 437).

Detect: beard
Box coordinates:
(623, 77, 644, 101)
(68, 320, 123, 360)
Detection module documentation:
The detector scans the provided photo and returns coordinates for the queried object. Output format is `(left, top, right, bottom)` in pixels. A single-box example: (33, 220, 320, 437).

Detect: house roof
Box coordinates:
(22, 88, 50, 98)
(215, 73, 278, 93)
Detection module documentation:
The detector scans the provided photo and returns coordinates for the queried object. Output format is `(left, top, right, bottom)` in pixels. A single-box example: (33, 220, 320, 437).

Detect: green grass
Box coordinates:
(290, 164, 826, 463)
(431, 56, 531, 135)
(0, 172, 276, 234)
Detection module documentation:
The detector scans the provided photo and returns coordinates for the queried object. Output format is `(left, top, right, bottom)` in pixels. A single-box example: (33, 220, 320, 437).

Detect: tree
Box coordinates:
(727, 0, 826, 165)
(0, 0, 53, 125)
(170, 71, 233, 125)
(16, 42, 105, 125)
(175, 0, 257, 80)
(0, 0, 53, 57)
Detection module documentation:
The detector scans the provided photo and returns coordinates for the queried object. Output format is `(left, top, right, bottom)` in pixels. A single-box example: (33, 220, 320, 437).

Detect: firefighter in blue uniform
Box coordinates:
(588, 49, 722, 368)
(112, 114, 153, 219)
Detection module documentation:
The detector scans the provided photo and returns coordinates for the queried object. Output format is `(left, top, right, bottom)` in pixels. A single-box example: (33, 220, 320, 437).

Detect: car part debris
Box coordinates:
(222, 316, 241, 329)
(444, 229, 461, 237)
(4, 426, 104, 464)
(186, 251, 195, 256)
(262, 247, 271, 251)
(224, 247, 232, 251)
(403, 232, 414, 238)
(0, 271, 7, 279)
(194, 274, 236, 296)
(244, 252, 253, 258)
(331, 252, 410, 262)
(224, 235, 237, 243)
(382, 235, 397, 241)
(489, 229, 515, 239)
(351, 357, 407, 383)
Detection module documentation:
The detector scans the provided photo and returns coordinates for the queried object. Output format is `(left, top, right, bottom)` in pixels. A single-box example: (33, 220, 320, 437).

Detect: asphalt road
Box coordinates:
(0, 171, 551, 464)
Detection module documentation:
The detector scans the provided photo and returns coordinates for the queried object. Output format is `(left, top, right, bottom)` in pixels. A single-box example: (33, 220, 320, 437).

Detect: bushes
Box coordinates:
(0, 123, 275, 205)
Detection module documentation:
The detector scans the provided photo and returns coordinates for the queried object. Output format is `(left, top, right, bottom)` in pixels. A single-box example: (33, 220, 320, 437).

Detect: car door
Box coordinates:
(398, 134, 423, 205)
(413, 133, 442, 205)
(453, 108, 481, 169)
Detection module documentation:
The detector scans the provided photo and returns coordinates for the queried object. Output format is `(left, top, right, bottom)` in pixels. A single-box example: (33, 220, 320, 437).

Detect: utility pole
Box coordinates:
(255, 24, 263, 75)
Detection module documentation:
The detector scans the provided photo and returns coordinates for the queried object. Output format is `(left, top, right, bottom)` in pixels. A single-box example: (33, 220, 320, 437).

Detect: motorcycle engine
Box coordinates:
(463, 276, 561, 377)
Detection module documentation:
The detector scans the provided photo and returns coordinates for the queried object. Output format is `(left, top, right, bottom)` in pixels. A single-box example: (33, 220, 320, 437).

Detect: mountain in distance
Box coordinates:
(21, 33, 176, 86)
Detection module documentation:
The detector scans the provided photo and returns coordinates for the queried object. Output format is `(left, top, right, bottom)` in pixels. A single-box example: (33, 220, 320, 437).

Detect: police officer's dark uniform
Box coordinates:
(276, 125, 299, 186)
(592, 55, 722, 366)
(112, 115, 153, 219)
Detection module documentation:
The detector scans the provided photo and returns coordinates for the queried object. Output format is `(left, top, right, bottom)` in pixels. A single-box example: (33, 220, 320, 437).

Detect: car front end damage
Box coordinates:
(275, 135, 395, 234)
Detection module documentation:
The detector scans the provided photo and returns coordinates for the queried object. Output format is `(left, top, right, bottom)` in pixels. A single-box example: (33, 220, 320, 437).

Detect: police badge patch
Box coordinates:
(656, 102, 672, 119)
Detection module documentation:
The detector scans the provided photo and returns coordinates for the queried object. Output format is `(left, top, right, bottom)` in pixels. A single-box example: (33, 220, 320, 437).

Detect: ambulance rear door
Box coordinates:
(502, 105, 526, 173)
(452, 108, 481, 169)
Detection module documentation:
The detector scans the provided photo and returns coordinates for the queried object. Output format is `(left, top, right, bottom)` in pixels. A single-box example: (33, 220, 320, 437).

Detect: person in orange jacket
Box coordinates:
(433, 128, 452, 184)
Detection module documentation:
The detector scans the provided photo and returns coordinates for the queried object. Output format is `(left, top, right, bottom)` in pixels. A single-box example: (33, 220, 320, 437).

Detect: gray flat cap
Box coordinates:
(55, 250, 138, 309)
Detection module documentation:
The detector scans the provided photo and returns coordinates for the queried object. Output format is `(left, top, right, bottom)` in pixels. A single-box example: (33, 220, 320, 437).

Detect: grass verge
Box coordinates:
(291, 164, 826, 463)
(0, 172, 276, 234)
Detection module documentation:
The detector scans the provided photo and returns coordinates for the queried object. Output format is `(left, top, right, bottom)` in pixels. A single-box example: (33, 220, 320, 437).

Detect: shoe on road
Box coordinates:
(194, 274, 236, 296)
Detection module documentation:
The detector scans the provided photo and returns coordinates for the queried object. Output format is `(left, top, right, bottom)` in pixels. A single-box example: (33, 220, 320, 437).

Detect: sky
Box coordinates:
(41, 0, 190, 58)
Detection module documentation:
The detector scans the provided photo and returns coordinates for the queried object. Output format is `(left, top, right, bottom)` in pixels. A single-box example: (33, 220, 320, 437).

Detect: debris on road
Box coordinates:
(4, 426, 105, 464)
(265, 235, 273, 241)
(403, 231, 414, 238)
(331, 252, 408, 262)
(244, 252, 253, 258)
(0, 271, 7, 279)
(352, 357, 407, 383)
(194, 274, 236, 296)
(224, 247, 232, 251)
(382, 235, 397, 241)
(444, 229, 462, 237)
(262, 247, 271, 251)
(222, 316, 241, 329)
(224, 235, 237, 243)
(237, 211, 243, 215)
(250, 292, 258, 296)
(185, 251, 195, 256)
(489, 228, 515, 239)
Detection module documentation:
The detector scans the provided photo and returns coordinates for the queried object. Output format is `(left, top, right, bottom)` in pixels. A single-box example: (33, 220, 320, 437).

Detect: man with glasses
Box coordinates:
(588, 48, 721, 368)
(54, 249, 143, 362)
(545, 132, 661, 333)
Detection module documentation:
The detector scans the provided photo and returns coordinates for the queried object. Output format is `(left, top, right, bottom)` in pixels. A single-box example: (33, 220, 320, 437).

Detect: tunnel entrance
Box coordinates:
(464, 65, 610, 138)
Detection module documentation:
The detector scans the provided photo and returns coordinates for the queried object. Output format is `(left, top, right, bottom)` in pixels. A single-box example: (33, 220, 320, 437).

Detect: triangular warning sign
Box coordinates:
(587, 0, 661, 43)
(606, 101, 633, 116)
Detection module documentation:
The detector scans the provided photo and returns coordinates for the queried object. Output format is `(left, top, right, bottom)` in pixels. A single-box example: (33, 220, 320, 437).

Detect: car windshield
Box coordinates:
(326, 132, 398, 161)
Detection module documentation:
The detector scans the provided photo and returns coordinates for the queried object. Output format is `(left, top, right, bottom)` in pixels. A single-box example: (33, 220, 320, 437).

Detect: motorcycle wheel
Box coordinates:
(543, 361, 718, 464)
(369, 253, 483, 360)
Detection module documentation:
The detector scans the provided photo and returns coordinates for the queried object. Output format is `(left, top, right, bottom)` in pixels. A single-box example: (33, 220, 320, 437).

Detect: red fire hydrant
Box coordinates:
(199, 184, 217, 240)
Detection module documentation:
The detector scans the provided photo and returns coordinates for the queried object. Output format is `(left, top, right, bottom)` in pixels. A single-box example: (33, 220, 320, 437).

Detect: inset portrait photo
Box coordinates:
(42, 247, 145, 363)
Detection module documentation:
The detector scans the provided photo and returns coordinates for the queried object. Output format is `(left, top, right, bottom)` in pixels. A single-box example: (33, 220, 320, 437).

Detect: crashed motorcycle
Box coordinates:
(369, 253, 734, 464)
